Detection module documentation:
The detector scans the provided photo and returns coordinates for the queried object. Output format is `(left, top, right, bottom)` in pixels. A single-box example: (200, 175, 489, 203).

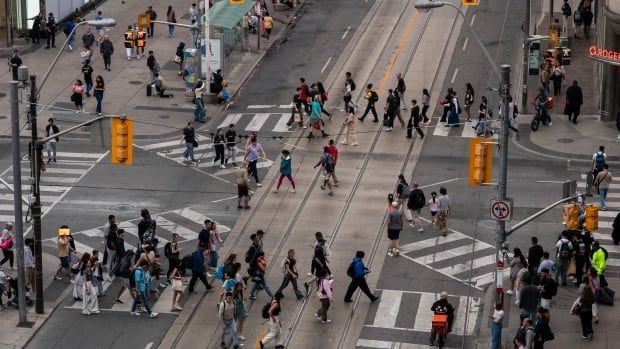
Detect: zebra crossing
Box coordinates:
(577, 174, 620, 270)
(357, 290, 480, 348)
(398, 227, 509, 289)
(431, 119, 500, 139)
(137, 134, 273, 176)
(0, 151, 107, 225)
(45, 207, 231, 314)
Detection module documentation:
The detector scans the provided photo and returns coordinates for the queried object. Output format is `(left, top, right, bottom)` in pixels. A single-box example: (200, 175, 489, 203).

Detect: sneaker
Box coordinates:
(506, 290, 513, 295)
(257, 183, 262, 187)
(130, 311, 140, 316)
(159, 282, 167, 288)
(91, 310, 100, 314)
(54, 276, 62, 280)
(82, 311, 90, 316)
(409, 223, 415, 229)
(321, 319, 332, 324)
(206, 272, 213, 278)
(341, 141, 348, 145)
(371, 295, 381, 303)
(314, 312, 320, 318)
(387, 251, 394, 257)
(328, 191, 334, 196)
(114, 299, 123, 304)
(291, 188, 296, 193)
(238, 336, 246, 341)
(273, 188, 279, 193)
(249, 295, 257, 300)
(220, 165, 226, 169)
(320, 186, 325, 190)
(352, 143, 358, 146)
(149, 312, 159, 318)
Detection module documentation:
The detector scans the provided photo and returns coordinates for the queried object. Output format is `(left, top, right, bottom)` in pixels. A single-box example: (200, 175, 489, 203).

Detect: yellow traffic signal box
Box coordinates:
(562, 204, 579, 230)
(111, 117, 134, 165)
(462, 0, 479, 6)
(468, 138, 493, 186)
(585, 204, 598, 231)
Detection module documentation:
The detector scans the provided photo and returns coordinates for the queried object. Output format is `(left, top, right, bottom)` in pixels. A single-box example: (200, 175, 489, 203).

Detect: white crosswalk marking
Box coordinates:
(272, 113, 292, 133)
(576, 176, 620, 270)
(364, 290, 480, 338)
(432, 121, 451, 137)
(245, 113, 271, 132)
(217, 113, 244, 129)
(356, 339, 459, 349)
(0, 151, 106, 226)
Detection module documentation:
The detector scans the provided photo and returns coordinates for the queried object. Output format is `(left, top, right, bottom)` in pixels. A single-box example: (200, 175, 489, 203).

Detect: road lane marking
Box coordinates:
(450, 68, 459, 84)
(462, 37, 469, 51)
(321, 57, 332, 74)
(377, 11, 420, 92)
(470, 14, 476, 26)
(341, 26, 351, 40)
(371, 289, 402, 328)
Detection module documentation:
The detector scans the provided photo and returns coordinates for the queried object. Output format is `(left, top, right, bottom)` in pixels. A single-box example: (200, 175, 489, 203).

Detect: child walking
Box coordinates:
(428, 191, 438, 227)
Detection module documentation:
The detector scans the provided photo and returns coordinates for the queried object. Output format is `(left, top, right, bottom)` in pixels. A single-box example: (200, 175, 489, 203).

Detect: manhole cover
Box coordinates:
(159, 115, 170, 119)
(0, 116, 6, 120)
(128, 80, 143, 85)
(557, 138, 574, 144)
(110, 203, 136, 212)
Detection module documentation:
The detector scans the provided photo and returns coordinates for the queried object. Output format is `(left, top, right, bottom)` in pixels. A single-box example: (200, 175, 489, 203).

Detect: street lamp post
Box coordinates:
(413, 1, 511, 305)
(28, 18, 116, 314)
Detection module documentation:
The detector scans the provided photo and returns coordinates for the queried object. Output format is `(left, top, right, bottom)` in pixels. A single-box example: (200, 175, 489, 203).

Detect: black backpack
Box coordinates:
(164, 242, 172, 259)
(369, 91, 379, 103)
(547, 278, 558, 297)
(262, 301, 274, 319)
(346, 261, 356, 278)
(350, 79, 356, 91)
(558, 241, 571, 260)
(562, 3, 572, 17)
(181, 254, 193, 270)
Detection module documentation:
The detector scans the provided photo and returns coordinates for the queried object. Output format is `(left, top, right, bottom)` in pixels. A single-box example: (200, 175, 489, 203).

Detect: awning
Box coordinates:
(207, 1, 255, 30)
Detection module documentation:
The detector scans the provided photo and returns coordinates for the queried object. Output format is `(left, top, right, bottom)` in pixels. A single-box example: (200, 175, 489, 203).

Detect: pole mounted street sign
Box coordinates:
(491, 199, 512, 221)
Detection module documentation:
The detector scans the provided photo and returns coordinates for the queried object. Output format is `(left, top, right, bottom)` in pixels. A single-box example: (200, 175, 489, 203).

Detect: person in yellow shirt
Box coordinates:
(263, 12, 274, 42)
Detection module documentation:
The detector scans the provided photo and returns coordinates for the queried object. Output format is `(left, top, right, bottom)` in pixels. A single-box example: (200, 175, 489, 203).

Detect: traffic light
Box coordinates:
(462, 0, 479, 5)
(111, 117, 134, 165)
(585, 204, 599, 231)
(563, 204, 579, 230)
(468, 138, 493, 186)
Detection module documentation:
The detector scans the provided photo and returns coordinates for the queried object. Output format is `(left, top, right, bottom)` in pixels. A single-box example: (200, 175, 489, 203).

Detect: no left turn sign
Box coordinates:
(491, 199, 512, 221)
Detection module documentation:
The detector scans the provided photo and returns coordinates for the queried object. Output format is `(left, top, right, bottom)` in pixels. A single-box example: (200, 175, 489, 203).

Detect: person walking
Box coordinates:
(224, 123, 238, 166)
(167, 6, 176, 37)
(436, 187, 451, 236)
(130, 260, 159, 318)
(539, 267, 557, 309)
(30, 13, 43, 44)
(45, 13, 57, 49)
(317, 82, 332, 119)
(100, 35, 113, 71)
(245, 137, 266, 187)
(262, 12, 274, 42)
(0, 223, 14, 269)
(565, 80, 583, 124)
(45, 118, 59, 163)
(533, 307, 553, 348)
(93, 75, 105, 115)
(182, 122, 198, 164)
(590, 241, 607, 285)
(386, 202, 403, 257)
(276, 249, 304, 300)
(249, 251, 273, 300)
(507, 248, 527, 295)
(407, 99, 424, 139)
(288, 88, 305, 128)
(53, 227, 75, 280)
(327, 140, 339, 185)
(407, 182, 426, 232)
(519, 278, 540, 320)
(314, 147, 335, 196)
(446, 91, 460, 127)
(187, 246, 213, 293)
(8, 50, 22, 81)
(577, 275, 594, 340)
(82, 26, 95, 50)
(81, 59, 93, 97)
(344, 251, 379, 303)
(396, 175, 412, 222)
(395, 73, 407, 110)
(593, 164, 612, 210)
(528, 236, 544, 270)
(213, 128, 226, 169)
(70, 80, 85, 112)
(555, 231, 573, 285)
(550, 64, 564, 96)
(236, 165, 250, 209)
(582, 6, 593, 38)
(343, 75, 358, 112)
(421, 88, 431, 124)
(342, 106, 358, 145)
(274, 149, 295, 193)
(308, 96, 328, 138)
(219, 292, 241, 348)
(359, 84, 379, 122)
(259, 292, 284, 349)
(315, 269, 333, 323)
(146, 6, 157, 37)
(174, 42, 185, 76)
(464, 82, 475, 122)
(63, 18, 76, 51)
(81, 258, 100, 315)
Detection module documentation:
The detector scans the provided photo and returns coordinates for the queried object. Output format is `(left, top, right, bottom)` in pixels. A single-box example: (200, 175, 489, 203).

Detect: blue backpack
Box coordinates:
(214, 264, 224, 280)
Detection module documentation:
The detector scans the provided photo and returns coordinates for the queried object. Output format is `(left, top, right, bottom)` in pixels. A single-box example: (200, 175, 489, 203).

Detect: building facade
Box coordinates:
(594, 0, 620, 121)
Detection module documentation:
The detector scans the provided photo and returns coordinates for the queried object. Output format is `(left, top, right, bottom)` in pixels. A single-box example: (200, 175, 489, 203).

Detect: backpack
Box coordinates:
(321, 154, 334, 172)
(164, 242, 172, 259)
(558, 241, 571, 260)
(574, 10, 582, 22)
(350, 79, 356, 91)
(346, 261, 356, 278)
(513, 104, 519, 118)
(262, 301, 274, 319)
(594, 152, 605, 170)
(280, 258, 288, 274)
(562, 3, 572, 17)
(214, 264, 224, 280)
(401, 184, 411, 199)
(546, 277, 558, 297)
(181, 254, 193, 270)
(245, 245, 256, 264)
(369, 91, 379, 103)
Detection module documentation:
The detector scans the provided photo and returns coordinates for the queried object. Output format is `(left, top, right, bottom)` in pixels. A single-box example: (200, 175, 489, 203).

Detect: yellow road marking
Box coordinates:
(377, 11, 420, 93)
(252, 329, 268, 349)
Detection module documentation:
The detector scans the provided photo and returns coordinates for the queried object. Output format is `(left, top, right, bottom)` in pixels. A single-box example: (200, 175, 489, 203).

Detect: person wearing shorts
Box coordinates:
(53, 233, 73, 280)
(387, 202, 403, 257)
(237, 165, 250, 209)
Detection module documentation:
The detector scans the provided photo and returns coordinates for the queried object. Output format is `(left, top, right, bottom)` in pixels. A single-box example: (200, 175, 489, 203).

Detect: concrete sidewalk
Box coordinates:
(0, 0, 302, 140)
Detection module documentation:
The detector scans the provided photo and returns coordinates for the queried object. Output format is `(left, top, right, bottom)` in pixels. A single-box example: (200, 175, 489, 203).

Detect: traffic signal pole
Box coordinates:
(521, 0, 530, 113)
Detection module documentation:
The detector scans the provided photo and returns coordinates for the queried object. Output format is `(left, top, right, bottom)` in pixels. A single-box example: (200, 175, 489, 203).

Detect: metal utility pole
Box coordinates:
(256, 0, 261, 50)
(10, 81, 28, 325)
(549, 0, 554, 29)
(522, 0, 531, 113)
(496, 65, 511, 304)
(28, 75, 44, 314)
(203, 0, 210, 82)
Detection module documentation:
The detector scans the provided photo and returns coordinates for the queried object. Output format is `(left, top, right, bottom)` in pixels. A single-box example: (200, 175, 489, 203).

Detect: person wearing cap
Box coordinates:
(219, 291, 240, 348)
(387, 201, 403, 257)
(0, 223, 15, 269)
(430, 291, 454, 345)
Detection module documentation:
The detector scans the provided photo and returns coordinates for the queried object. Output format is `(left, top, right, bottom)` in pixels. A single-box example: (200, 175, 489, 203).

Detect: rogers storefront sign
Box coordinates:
(589, 46, 620, 63)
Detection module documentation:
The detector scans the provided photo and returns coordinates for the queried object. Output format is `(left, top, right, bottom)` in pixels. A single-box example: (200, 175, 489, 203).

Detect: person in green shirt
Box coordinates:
(274, 149, 295, 193)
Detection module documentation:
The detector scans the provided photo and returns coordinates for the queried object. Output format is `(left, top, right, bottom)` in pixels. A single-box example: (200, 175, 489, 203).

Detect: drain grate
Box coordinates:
(110, 203, 136, 212)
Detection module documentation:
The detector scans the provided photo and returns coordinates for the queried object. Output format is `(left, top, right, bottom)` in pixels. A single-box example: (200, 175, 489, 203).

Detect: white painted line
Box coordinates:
(371, 289, 402, 328)
(50, 152, 106, 159)
(155, 216, 198, 241)
(413, 242, 490, 264)
(399, 231, 473, 254)
(140, 140, 186, 151)
(42, 167, 89, 175)
(174, 207, 231, 233)
(247, 105, 275, 109)
(593, 232, 612, 241)
(272, 113, 292, 133)
(412, 292, 436, 332)
(213, 159, 273, 176)
(606, 259, 620, 266)
(0, 215, 18, 223)
(471, 269, 510, 288)
(29, 185, 71, 192)
(450, 68, 459, 84)
(79, 228, 104, 237)
(600, 244, 620, 253)
(245, 113, 271, 132)
(432, 121, 451, 137)
(597, 210, 619, 218)
(321, 57, 332, 74)
(159, 143, 215, 156)
(460, 121, 477, 138)
(436, 254, 496, 276)
(341, 26, 351, 40)
(14, 176, 78, 184)
(577, 182, 620, 189)
(419, 178, 465, 190)
(599, 221, 612, 229)
(151, 281, 175, 313)
(197, 155, 246, 169)
(470, 14, 476, 26)
(355, 339, 392, 348)
(278, 104, 292, 109)
(452, 296, 480, 336)
(210, 195, 239, 203)
(462, 37, 469, 51)
(217, 113, 244, 129)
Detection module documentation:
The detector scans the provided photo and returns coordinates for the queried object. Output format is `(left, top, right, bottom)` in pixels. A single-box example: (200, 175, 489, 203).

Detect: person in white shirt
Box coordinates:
(490, 303, 504, 349)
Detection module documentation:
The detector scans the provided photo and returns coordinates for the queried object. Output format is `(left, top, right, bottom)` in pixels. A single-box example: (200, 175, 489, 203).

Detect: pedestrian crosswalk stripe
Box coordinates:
(42, 167, 90, 175)
(140, 139, 190, 151)
(214, 159, 274, 176)
(412, 243, 491, 264)
(8, 176, 79, 184)
(577, 182, 620, 190)
(217, 113, 245, 129)
(436, 254, 496, 276)
(399, 232, 466, 254)
(155, 216, 198, 241)
(460, 121, 477, 138)
(171, 207, 231, 233)
(365, 290, 479, 336)
(245, 113, 272, 132)
(0, 215, 17, 222)
(432, 121, 451, 137)
(247, 105, 276, 109)
(356, 339, 458, 349)
(273, 113, 291, 133)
